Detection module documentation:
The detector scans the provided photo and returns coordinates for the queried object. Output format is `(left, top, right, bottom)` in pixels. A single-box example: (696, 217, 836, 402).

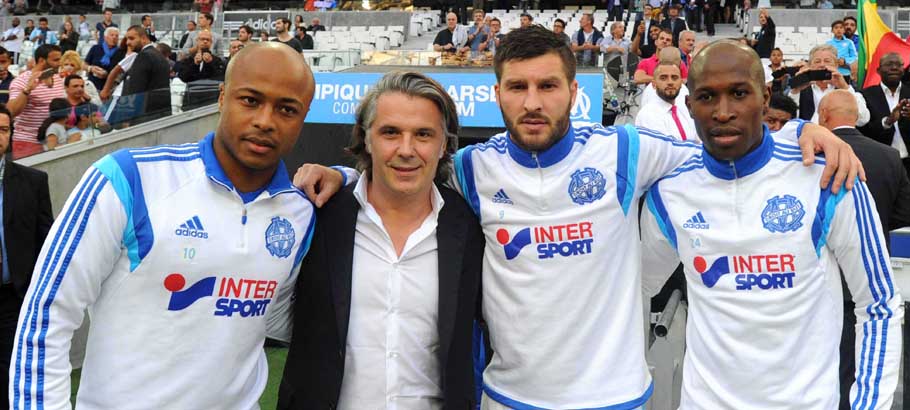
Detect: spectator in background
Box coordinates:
(632, 23, 661, 59)
(38, 98, 78, 150)
(96, 9, 117, 44)
(634, 29, 682, 84)
(0, 47, 13, 104)
(30, 17, 57, 46)
(790, 44, 868, 126)
(465, 9, 489, 53)
(843, 16, 859, 52)
(58, 20, 79, 53)
(156, 43, 176, 78)
(0, 17, 22, 64)
(179, 30, 225, 83)
(258, 30, 269, 42)
(635, 61, 698, 142)
(78, 14, 90, 39)
(764, 93, 798, 131)
(818, 0, 833, 9)
(519, 13, 533, 29)
(183, 13, 222, 60)
(295, 26, 314, 50)
(84, 27, 124, 91)
(0, 102, 52, 410)
(607, 0, 623, 22)
(179, 20, 195, 49)
(553, 19, 571, 47)
(601, 21, 630, 63)
(571, 13, 603, 67)
(63, 74, 90, 107)
(817, 89, 910, 410)
(8, 44, 65, 159)
(632, 4, 658, 43)
(660, 4, 687, 47)
(273, 18, 304, 53)
(228, 39, 244, 61)
(828, 20, 857, 85)
(859, 52, 910, 177)
(310, 17, 326, 32)
(678, 29, 695, 66)
(23, 19, 33, 39)
(194, 0, 214, 13)
(294, 14, 305, 29)
(238, 24, 254, 47)
(433, 12, 466, 54)
(60, 50, 101, 106)
(141, 15, 157, 43)
(747, 8, 774, 59)
(120, 25, 171, 124)
(485, 17, 504, 53)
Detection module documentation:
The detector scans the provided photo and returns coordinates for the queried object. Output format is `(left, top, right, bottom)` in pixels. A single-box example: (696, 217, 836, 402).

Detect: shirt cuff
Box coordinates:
(883, 116, 894, 129)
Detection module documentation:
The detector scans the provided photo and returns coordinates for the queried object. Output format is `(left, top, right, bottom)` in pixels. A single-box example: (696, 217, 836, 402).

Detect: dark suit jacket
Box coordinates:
(660, 17, 687, 47)
(3, 159, 52, 298)
(832, 127, 910, 249)
(123, 45, 172, 119)
(177, 52, 225, 83)
(278, 184, 485, 410)
(859, 83, 910, 148)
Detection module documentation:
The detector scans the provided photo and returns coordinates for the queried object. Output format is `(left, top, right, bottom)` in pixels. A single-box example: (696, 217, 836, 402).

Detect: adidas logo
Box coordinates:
(683, 211, 709, 230)
(492, 189, 514, 205)
(175, 215, 210, 239)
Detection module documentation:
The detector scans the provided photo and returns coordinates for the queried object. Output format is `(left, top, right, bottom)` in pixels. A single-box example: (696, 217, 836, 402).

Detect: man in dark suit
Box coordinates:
(278, 72, 485, 410)
(122, 25, 172, 124)
(818, 90, 910, 410)
(0, 104, 53, 409)
(660, 4, 687, 47)
(859, 52, 910, 177)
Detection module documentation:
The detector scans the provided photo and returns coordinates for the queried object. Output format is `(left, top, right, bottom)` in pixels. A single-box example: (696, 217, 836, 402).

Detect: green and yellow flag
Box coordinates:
(857, 0, 910, 87)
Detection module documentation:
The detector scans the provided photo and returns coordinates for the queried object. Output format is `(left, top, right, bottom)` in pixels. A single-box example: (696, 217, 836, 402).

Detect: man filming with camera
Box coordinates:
(789, 43, 869, 126)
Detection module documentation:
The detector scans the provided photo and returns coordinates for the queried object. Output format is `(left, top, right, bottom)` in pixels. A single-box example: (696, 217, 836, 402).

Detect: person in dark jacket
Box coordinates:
(57, 20, 79, 53)
(121, 26, 171, 123)
(295, 26, 314, 50)
(83, 26, 124, 91)
(859, 52, 910, 177)
(178, 30, 225, 83)
(748, 9, 775, 59)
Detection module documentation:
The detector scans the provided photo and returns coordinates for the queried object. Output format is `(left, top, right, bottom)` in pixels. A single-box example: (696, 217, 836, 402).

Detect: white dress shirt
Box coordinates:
(789, 83, 870, 126)
(640, 83, 688, 110)
(2, 26, 22, 53)
(880, 82, 908, 159)
(635, 93, 700, 142)
(337, 174, 445, 410)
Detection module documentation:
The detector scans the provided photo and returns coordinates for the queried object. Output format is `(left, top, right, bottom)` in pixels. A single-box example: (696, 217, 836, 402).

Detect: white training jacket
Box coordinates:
(641, 121, 903, 410)
(10, 132, 315, 410)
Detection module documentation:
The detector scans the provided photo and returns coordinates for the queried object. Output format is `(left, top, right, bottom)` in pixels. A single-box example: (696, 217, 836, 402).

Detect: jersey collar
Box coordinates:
(199, 131, 295, 196)
(702, 124, 773, 180)
(506, 124, 576, 168)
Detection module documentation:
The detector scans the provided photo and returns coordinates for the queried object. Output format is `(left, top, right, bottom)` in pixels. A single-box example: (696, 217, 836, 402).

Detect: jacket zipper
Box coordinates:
(532, 152, 547, 211)
(730, 160, 740, 226)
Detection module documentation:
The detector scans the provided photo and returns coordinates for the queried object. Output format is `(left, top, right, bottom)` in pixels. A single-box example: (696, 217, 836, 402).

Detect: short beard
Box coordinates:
(501, 104, 572, 152)
(656, 87, 679, 104)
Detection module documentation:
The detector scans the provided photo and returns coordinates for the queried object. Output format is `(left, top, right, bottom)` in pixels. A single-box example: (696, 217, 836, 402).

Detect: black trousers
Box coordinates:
(0, 285, 22, 410)
(704, 4, 717, 35)
(839, 299, 855, 410)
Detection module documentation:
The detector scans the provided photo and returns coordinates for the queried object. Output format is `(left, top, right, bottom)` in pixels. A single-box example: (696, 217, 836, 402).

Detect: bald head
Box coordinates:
(658, 46, 681, 65)
(818, 89, 858, 130)
(225, 42, 313, 95)
(689, 40, 764, 91)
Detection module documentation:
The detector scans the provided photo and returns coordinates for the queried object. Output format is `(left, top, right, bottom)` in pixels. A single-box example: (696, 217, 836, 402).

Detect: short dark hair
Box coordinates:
(494, 25, 576, 83)
(554, 18, 566, 28)
(520, 12, 533, 21)
(156, 42, 171, 56)
(188, 20, 197, 27)
(771, 47, 783, 55)
(831, 20, 843, 29)
(490, 17, 501, 24)
(239, 25, 254, 35)
(843, 16, 857, 24)
(38, 17, 48, 24)
(127, 24, 148, 38)
(142, 15, 151, 22)
(79, 14, 85, 18)
(200, 12, 214, 23)
(277, 17, 291, 26)
(34, 44, 61, 63)
(0, 46, 10, 58)
(64, 74, 83, 87)
(769, 93, 798, 119)
(0, 104, 14, 147)
(103, 8, 114, 14)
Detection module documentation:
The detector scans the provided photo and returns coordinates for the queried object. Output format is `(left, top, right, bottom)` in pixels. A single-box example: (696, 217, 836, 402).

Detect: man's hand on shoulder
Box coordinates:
(797, 122, 865, 193)
(294, 164, 345, 207)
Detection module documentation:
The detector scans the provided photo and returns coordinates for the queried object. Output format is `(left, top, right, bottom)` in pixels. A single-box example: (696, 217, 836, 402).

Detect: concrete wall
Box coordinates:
(18, 105, 219, 216)
(290, 10, 412, 39)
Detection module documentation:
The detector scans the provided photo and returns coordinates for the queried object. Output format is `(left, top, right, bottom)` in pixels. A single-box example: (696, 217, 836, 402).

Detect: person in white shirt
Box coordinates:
(77, 15, 91, 39)
(277, 71, 485, 410)
(858, 52, 910, 178)
(790, 43, 870, 126)
(642, 40, 901, 410)
(0, 17, 23, 63)
(639, 46, 689, 109)
(636, 61, 699, 142)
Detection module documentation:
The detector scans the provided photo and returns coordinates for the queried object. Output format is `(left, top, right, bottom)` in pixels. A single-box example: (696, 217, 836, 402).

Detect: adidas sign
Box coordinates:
(492, 189, 514, 205)
(683, 211, 709, 230)
(175, 215, 210, 239)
